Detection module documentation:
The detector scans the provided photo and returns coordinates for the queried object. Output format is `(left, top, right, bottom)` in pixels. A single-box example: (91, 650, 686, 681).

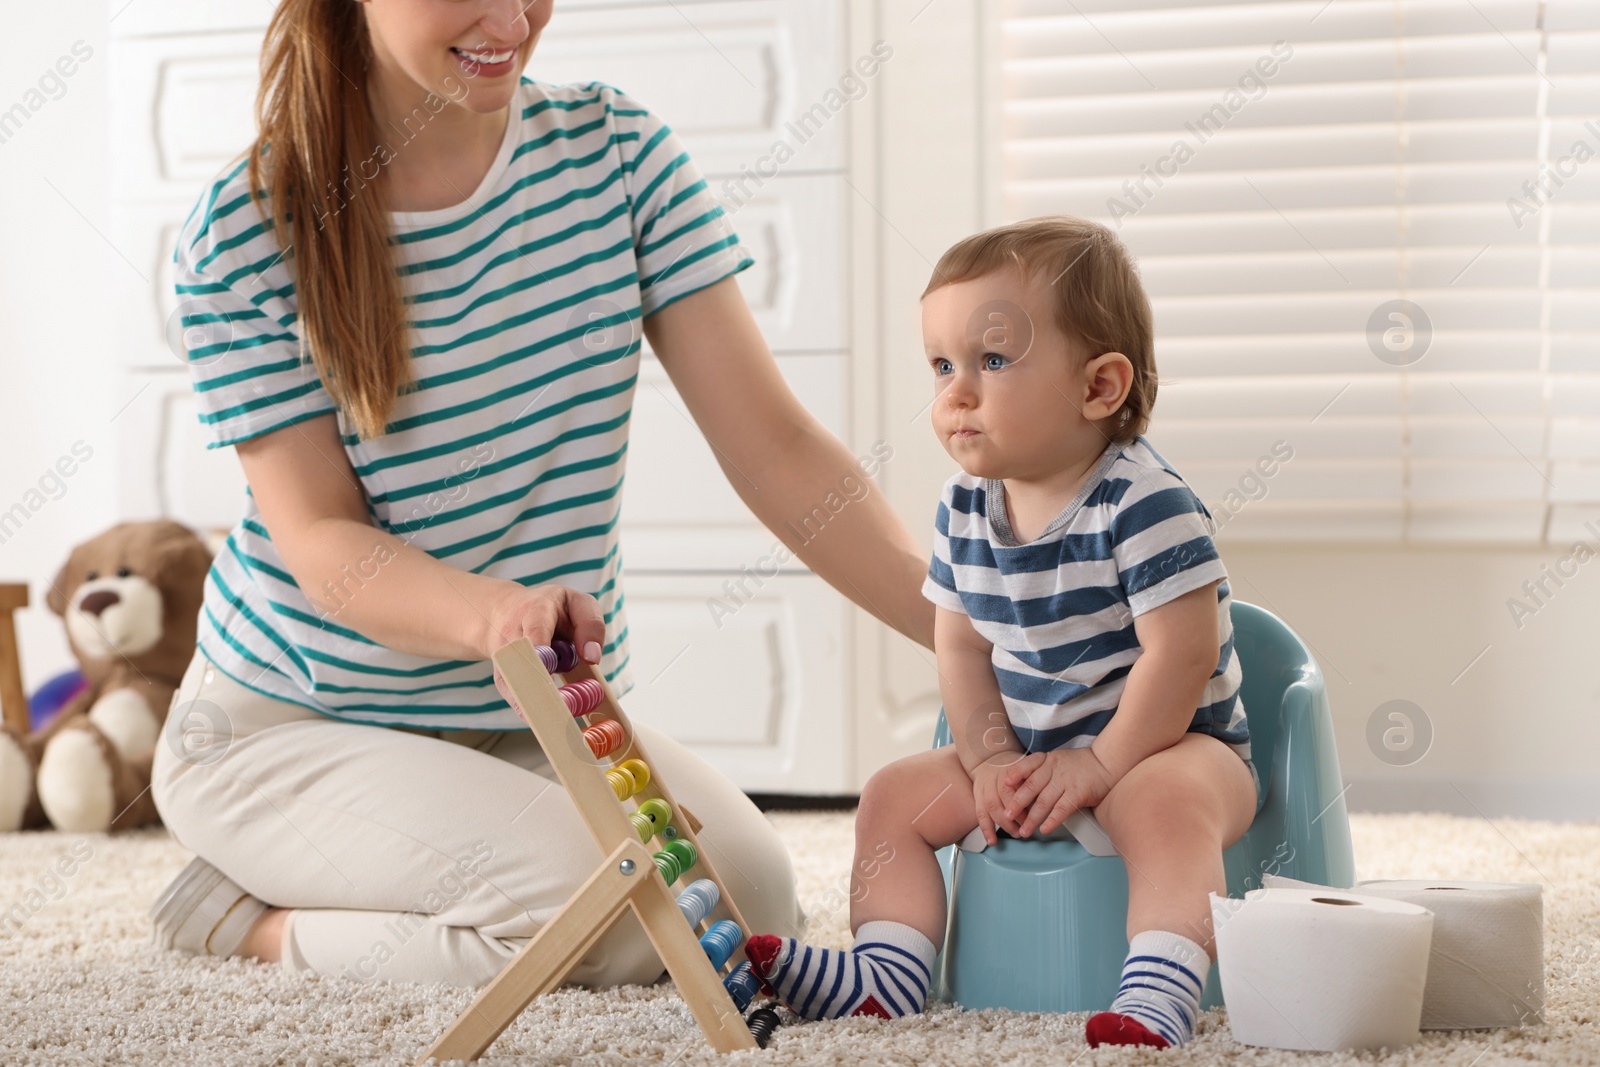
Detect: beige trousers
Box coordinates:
(151, 647, 804, 989)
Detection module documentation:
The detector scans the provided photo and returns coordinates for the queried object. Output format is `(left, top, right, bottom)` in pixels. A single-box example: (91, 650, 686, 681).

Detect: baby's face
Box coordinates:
(921, 268, 1104, 482)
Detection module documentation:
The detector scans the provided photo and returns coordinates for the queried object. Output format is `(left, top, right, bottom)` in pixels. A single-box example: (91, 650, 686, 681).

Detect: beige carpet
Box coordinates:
(1, 810, 1596, 1066)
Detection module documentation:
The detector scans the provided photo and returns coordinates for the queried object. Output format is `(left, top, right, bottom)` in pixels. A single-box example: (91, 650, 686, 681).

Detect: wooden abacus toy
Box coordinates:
(415, 637, 775, 1064)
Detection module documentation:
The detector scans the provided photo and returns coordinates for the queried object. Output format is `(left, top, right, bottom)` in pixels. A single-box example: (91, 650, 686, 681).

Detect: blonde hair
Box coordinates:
(922, 215, 1156, 443)
(248, 0, 411, 442)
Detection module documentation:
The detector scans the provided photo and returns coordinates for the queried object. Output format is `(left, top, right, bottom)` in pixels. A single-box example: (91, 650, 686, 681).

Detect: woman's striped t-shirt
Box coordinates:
(175, 78, 752, 730)
(922, 437, 1251, 761)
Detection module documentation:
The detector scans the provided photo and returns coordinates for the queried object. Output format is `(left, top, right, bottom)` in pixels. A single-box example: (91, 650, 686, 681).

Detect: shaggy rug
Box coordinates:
(0, 811, 1596, 1066)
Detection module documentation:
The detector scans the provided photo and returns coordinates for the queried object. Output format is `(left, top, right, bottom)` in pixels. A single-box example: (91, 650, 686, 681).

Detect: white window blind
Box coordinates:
(1001, 0, 1600, 544)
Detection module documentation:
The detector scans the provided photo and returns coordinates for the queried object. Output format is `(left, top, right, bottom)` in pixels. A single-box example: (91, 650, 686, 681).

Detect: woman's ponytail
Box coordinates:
(248, 0, 411, 442)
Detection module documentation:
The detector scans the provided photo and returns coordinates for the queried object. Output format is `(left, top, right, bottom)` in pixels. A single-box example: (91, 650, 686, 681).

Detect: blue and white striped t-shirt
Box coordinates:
(922, 437, 1250, 761)
(176, 78, 751, 730)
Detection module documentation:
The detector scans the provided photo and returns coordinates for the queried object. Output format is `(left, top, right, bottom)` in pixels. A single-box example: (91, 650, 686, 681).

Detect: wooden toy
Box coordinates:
(415, 638, 765, 1063)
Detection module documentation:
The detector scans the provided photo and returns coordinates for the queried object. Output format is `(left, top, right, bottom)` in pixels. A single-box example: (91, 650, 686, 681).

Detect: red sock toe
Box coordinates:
(744, 935, 783, 994)
(1086, 1011, 1172, 1048)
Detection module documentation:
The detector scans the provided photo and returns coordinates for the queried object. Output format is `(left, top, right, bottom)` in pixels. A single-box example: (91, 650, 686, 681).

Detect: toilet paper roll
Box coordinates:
(1211, 887, 1433, 1051)
(1264, 874, 1544, 1029)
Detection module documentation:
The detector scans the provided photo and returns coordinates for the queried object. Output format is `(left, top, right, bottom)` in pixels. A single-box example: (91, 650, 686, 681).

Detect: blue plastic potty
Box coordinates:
(931, 600, 1356, 1012)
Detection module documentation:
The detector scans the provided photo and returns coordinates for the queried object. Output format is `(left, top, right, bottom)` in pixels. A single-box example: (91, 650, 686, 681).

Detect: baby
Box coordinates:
(745, 215, 1260, 1049)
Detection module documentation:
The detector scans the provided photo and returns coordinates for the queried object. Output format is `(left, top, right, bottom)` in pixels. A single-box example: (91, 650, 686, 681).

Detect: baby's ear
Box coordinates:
(1085, 352, 1135, 414)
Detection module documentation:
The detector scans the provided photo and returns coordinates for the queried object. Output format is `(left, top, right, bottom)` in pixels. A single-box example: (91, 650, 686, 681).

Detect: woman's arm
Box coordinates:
(234, 413, 607, 663)
(642, 276, 935, 650)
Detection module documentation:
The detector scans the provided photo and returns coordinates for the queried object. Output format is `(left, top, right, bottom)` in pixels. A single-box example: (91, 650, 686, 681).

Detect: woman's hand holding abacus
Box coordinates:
(483, 583, 607, 700)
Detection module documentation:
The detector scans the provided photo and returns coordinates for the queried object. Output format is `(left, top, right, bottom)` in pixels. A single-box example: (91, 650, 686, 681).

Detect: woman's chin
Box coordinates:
(457, 87, 519, 113)
(425, 77, 518, 117)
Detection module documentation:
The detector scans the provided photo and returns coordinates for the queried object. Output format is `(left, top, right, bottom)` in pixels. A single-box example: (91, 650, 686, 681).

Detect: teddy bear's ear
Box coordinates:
(147, 524, 214, 595)
(44, 554, 75, 617)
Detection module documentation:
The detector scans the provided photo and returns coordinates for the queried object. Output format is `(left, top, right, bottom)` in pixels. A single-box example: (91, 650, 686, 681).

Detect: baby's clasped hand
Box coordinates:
(1002, 747, 1117, 838)
(970, 751, 1033, 846)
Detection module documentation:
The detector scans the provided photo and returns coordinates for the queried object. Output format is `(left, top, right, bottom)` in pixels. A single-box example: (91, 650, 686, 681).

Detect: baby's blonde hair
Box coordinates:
(922, 215, 1156, 443)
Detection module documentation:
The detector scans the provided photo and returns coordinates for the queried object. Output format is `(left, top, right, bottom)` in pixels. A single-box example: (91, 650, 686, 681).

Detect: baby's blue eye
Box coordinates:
(984, 352, 1009, 371)
(932, 358, 953, 376)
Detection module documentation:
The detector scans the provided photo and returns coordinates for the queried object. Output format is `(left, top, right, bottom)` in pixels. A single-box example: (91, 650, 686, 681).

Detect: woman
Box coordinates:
(149, 0, 931, 990)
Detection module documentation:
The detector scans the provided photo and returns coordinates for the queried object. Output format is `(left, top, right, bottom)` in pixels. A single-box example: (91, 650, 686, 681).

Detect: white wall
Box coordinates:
(1221, 544, 1600, 820)
(0, 4, 119, 692)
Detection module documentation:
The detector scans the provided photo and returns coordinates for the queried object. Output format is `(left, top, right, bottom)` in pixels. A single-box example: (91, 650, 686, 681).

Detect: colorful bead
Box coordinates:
(627, 811, 656, 843)
(675, 879, 720, 929)
(653, 850, 682, 884)
(534, 645, 558, 674)
(582, 719, 625, 758)
(617, 759, 650, 791)
(550, 639, 579, 672)
(746, 1006, 781, 1048)
(661, 839, 697, 877)
(723, 961, 759, 1013)
(605, 768, 637, 801)
(699, 919, 742, 971)
(559, 679, 606, 717)
(635, 798, 672, 829)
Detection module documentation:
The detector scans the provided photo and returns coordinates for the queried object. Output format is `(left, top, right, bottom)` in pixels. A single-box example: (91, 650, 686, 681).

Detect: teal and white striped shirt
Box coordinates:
(175, 78, 752, 730)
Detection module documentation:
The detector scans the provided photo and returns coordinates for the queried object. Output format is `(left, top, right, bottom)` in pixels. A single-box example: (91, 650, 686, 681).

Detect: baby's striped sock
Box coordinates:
(1087, 930, 1209, 1048)
(744, 920, 935, 1020)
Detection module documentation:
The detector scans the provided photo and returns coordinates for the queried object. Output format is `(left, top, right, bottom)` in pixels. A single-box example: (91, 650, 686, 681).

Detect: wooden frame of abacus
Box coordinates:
(415, 638, 760, 1064)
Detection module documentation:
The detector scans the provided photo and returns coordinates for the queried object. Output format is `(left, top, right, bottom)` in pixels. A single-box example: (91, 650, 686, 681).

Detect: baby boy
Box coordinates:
(745, 215, 1260, 1049)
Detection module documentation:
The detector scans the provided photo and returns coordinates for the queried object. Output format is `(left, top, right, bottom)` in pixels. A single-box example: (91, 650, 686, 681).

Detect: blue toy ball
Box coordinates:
(29, 668, 88, 733)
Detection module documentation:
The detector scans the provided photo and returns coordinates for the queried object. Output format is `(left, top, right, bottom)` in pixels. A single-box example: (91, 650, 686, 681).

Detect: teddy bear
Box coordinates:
(0, 520, 212, 833)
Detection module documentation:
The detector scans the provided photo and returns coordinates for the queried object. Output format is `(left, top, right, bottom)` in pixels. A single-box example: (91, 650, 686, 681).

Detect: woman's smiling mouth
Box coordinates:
(452, 46, 517, 76)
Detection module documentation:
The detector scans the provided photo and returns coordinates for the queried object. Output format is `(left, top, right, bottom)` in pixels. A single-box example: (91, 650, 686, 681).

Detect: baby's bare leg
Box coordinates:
(849, 746, 980, 948)
(743, 747, 979, 1020)
(1079, 734, 1256, 1048)
(1092, 733, 1257, 957)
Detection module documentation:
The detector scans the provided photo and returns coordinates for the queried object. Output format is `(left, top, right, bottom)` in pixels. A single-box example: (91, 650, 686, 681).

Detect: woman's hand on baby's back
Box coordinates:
(1001, 748, 1117, 839)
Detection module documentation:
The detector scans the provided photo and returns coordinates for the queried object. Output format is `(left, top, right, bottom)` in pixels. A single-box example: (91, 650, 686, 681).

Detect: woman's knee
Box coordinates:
(627, 724, 802, 937)
(740, 847, 803, 939)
